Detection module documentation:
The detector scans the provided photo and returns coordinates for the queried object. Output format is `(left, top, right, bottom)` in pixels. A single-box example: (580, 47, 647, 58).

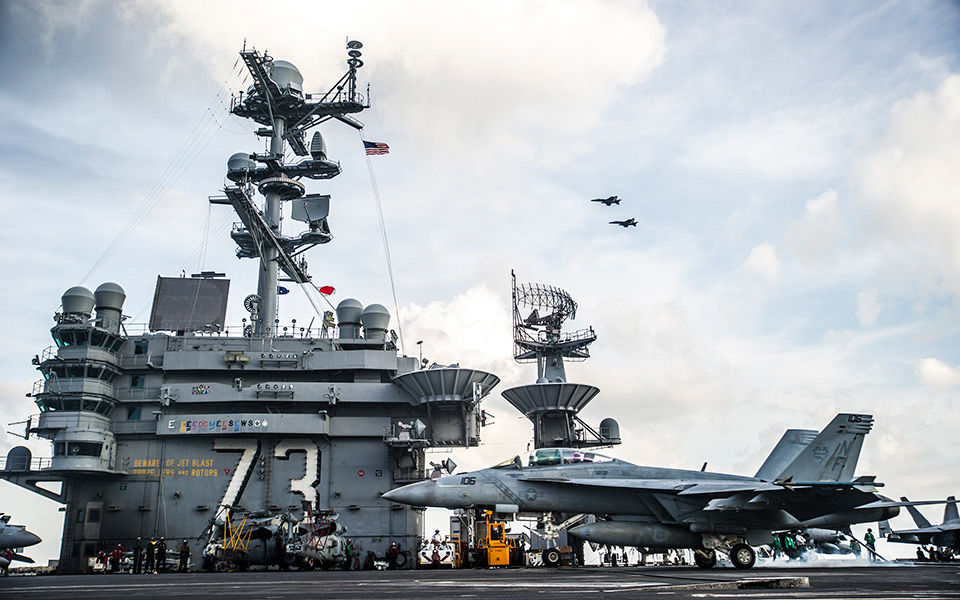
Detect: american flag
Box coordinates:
(364, 141, 390, 155)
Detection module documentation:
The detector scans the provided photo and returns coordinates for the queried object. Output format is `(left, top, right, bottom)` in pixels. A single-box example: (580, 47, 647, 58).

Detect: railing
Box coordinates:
(538, 326, 596, 345)
(0, 456, 53, 471)
(120, 321, 338, 340)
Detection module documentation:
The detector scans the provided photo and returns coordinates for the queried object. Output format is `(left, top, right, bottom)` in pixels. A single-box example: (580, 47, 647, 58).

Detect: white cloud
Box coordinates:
(155, 0, 667, 169)
(855, 289, 882, 327)
(916, 358, 960, 389)
(787, 189, 843, 265)
(680, 109, 851, 179)
(401, 284, 517, 380)
(741, 242, 781, 281)
(855, 74, 960, 295)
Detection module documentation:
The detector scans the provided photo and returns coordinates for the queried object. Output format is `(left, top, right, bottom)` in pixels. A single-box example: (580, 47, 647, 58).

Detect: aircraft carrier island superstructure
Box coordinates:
(1, 43, 499, 574)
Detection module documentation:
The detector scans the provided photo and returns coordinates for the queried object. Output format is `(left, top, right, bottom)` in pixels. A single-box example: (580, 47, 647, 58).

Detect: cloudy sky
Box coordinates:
(2, 0, 959, 563)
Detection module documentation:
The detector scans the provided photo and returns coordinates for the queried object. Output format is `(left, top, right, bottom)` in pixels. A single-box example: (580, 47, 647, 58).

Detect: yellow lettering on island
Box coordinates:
(131, 457, 219, 477)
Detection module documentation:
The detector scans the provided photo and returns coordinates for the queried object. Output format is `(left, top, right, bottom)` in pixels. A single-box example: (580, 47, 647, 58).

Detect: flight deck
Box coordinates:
(1, 563, 958, 599)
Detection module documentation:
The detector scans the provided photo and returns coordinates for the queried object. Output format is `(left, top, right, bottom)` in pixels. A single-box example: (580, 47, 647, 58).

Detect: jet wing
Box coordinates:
(897, 523, 960, 535)
(516, 477, 779, 495)
(517, 477, 693, 492)
(676, 482, 784, 496)
(857, 499, 947, 510)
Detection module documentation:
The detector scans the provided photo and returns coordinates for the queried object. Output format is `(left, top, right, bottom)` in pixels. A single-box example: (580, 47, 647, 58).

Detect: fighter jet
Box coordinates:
(382, 413, 898, 570)
(591, 196, 620, 206)
(0, 513, 41, 571)
(886, 496, 960, 552)
(609, 218, 637, 227)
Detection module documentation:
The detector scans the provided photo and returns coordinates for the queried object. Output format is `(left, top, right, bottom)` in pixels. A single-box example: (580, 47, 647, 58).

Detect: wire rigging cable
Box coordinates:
(79, 60, 249, 285)
(359, 131, 404, 355)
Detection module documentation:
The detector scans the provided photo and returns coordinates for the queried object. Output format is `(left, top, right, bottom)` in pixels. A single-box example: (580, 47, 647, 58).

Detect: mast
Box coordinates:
(213, 43, 369, 336)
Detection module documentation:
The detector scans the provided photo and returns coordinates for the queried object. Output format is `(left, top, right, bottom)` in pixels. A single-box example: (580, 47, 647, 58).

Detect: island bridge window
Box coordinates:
(527, 448, 613, 467)
(54, 441, 103, 457)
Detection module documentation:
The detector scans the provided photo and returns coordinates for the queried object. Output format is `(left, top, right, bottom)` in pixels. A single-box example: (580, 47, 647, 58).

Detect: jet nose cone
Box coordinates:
(382, 480, 437, 507)
(13, 530, 42, 548)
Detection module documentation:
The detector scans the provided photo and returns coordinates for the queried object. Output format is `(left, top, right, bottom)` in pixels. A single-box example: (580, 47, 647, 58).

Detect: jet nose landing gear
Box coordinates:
(729, 543, 756, 569)
(693, 548, 716, 568)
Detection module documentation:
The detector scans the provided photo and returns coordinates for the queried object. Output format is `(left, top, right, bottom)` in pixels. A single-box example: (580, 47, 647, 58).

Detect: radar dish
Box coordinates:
(511, 270, 596, 365)
(348, 50, 362, 58)
(347, 40, 363, 49)
(244, 294, 262, 313)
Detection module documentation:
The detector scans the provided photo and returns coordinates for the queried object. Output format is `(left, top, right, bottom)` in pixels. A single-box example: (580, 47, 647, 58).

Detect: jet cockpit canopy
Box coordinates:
(527, 448, 614, 467)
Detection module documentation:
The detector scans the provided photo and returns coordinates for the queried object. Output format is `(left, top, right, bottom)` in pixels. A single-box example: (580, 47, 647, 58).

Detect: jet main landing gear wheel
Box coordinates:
(729, 543, 756, 569)
(542, 547, 561, 567)
(693, 548, 717, 569)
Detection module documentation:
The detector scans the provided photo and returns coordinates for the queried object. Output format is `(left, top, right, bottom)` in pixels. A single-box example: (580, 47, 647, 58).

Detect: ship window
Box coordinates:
(54, 442, 67, 456)
(131, 376, 144, 389)
(67, 442, 102, 457)
(97, 402, 113, 416)
(134, 341, 148, 355)
(82, 399, 99, 412)
(53, 331, 71, 347)
(103, 370, 119, 383)
(87, 508, 101, 523)
(63, 398, 81, 411)
(91, 331, 106, 347)
(127, 406, 141, 421)
(76, 509, 84, 523)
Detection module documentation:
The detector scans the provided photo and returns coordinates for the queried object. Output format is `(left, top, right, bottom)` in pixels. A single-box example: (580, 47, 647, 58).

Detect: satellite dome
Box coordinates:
(270, 60, 303, 93)
(360, 304, 390, 332)
(94, 282, 126, 311)
(599, 418, 621, 443)
(227, 152, 255, 173)
(336, 298, 363, 340)
(62, 286, 95, 315)
(336, 299, 363, 325)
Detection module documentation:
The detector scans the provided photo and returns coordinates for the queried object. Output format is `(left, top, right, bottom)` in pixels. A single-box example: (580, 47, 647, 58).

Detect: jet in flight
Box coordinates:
(886, 496, 959, 552)
(382, 414, 898, 569)
(609, 218, 637, 227)
(0, 513, 41, 571)
(591, 196, 620, 206)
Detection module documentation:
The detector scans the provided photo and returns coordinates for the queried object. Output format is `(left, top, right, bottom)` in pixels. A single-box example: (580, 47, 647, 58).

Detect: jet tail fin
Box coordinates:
(775, 414, 873, 482)
(944, 496, 959, 525)
(755, 428, 818, 480)
(900, 496, 932, 529)
(900, 496, 933, 528)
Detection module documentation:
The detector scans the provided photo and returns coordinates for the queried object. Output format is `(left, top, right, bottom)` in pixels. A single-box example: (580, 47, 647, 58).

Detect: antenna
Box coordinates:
(511, 270, 596, 380)
(211, 44, 370, 336)
(502, 271, 617, 449)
